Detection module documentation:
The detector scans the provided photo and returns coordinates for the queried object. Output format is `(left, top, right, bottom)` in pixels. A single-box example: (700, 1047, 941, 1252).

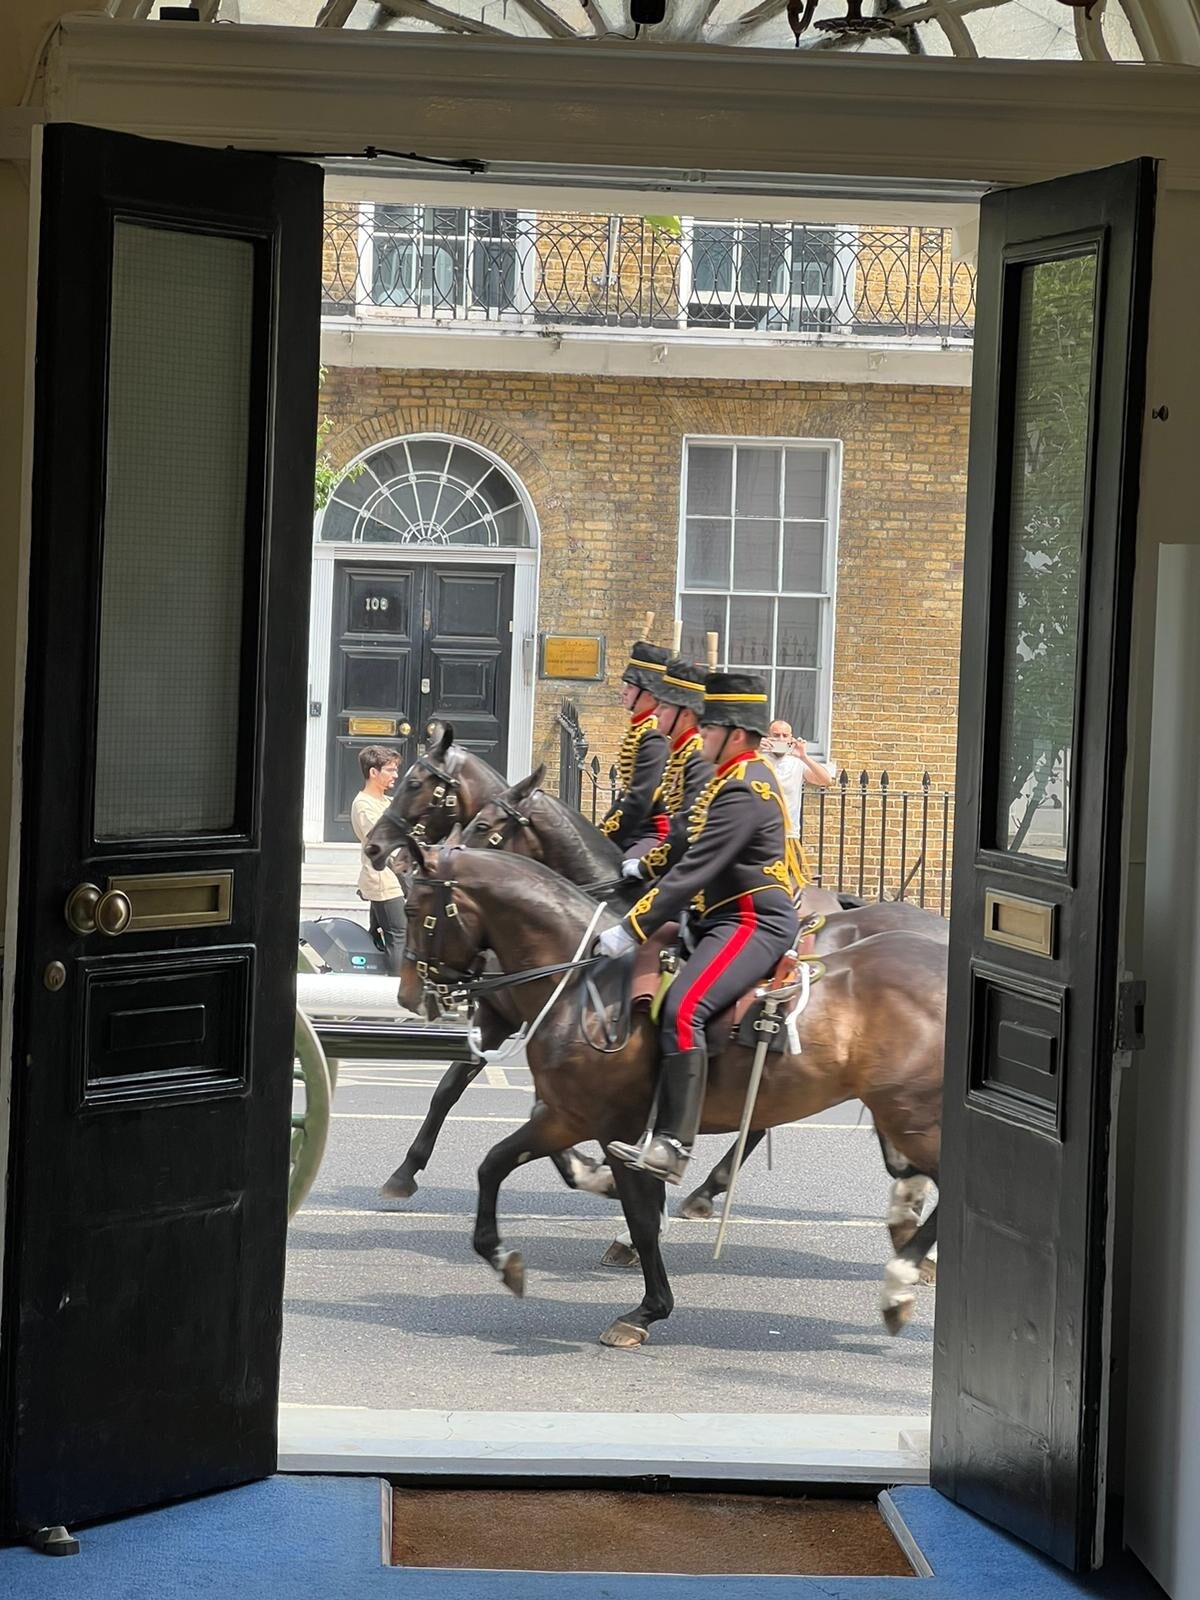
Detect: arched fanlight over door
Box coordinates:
(320, 435, 534, 548)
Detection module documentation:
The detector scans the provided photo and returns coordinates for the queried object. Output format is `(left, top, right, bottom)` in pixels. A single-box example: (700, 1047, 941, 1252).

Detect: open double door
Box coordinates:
(0, 124, 1152, 1572)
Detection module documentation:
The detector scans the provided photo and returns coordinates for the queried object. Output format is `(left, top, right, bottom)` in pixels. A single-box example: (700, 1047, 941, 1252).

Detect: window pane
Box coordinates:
(739, 226, 788, 296)
(728, 596, 774, 667)
(782, 523, 826, 592)
(733, 519, 779, 591)
(681, 594, 726, 663)
(735, 447, 780, 517)
(776, 670, 819, 744)
(692, 225, 735, 294)
(778, 598, 821, 668)
(686, 446, 733, 515)
(95, 223, 252, 839)
(995, 252, 1097, 862)
(684, 518, 732, 589)
(784, 451, 827, 518)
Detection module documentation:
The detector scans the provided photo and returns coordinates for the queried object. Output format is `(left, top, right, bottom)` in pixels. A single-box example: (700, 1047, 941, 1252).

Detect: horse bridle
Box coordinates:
(472, 792, 535, 849)
(403, 872, 486, 1002)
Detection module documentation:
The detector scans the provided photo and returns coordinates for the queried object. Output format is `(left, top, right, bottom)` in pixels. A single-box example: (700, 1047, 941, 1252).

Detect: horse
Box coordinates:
(396, 844, 945, 1347)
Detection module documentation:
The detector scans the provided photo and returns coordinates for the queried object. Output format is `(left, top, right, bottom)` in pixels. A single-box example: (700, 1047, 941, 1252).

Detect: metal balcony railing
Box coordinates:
(322, 206, 976, 345)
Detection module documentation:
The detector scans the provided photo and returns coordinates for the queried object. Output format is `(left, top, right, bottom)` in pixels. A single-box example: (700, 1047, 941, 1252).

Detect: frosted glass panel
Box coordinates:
(995, 252, 1097, 863)
(95, 223, 253, 839)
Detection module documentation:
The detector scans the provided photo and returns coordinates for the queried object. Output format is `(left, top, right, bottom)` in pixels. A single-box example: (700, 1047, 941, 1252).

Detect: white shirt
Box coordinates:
(350, 789, 405, 902)
(765, 752, 836, 838)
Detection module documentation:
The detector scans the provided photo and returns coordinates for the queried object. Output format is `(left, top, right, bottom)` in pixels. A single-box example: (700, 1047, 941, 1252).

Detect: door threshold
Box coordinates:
(278, 1405, 931, 1484)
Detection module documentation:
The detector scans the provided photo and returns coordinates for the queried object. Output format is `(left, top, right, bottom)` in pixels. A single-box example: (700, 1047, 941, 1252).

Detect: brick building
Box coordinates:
(303, 195, 973, 879)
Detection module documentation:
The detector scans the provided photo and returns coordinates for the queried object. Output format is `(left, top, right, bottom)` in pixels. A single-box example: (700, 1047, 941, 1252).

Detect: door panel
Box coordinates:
(931, 160, 1155, 1569)
(326, 563, 420, 840)
(0, 125, 321, 1534)
(422, 565, 513, 766)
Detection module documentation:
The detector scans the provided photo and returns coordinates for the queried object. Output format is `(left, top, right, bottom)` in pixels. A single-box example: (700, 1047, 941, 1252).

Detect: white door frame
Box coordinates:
(306, 432, 540, 841)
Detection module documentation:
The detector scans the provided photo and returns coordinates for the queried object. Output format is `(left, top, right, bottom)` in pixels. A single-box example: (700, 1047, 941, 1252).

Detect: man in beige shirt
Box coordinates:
(350, 745, 405, 975)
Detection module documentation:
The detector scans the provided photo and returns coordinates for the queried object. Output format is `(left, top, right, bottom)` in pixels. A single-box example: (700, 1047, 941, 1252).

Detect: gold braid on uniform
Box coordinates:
(659, 730, 703, 815)
(750, 777, 811, 892)
(600, 715, 658, 838)
(674, 758, 752, 915)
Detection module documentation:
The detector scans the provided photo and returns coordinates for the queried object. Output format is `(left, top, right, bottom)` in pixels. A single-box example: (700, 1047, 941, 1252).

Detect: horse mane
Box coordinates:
(448, 844, 605, 930)
(452, 746, 508, 801)
(528, 788, 622, 879)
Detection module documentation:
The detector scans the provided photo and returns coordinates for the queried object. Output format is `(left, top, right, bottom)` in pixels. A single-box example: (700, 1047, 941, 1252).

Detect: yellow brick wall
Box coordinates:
(317, 368, 969, 832)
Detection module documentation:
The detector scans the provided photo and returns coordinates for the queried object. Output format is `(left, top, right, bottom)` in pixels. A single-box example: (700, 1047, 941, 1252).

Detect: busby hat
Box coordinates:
(702, 670, 771, 737)
(656, 658, 706, 714)
(621, 640, 671, 695)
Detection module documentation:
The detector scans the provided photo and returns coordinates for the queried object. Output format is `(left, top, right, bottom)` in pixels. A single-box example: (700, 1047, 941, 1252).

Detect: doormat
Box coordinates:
(388, 1486, 914, 1576)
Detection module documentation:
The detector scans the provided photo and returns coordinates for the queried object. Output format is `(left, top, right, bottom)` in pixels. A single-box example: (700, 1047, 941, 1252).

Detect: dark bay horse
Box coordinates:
(397, 845, 945, 1347)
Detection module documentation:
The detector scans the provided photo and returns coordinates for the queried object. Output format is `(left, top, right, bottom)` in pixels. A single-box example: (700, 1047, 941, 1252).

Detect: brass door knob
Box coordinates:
(399, 721, 412, 737)
(427, 722, 436, 737)
(65, 883, 133, 937)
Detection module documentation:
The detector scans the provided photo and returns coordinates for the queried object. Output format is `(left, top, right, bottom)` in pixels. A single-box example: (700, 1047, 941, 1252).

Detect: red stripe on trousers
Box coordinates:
(674, 893, 759, 1051)
(653, 813, 670, 839)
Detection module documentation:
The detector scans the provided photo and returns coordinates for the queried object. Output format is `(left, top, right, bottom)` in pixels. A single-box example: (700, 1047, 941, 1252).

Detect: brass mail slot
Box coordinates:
(106, 871, 233, 932)
(348, 716, 396, 737)
(984, 890, 1055, 959)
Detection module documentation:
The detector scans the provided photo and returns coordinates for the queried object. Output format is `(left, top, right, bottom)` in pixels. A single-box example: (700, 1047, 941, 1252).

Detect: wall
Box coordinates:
(317, 364, 969, 804)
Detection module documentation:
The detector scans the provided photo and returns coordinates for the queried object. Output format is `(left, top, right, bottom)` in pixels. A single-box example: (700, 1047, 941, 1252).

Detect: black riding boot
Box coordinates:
(609, 1046, 708, 1185)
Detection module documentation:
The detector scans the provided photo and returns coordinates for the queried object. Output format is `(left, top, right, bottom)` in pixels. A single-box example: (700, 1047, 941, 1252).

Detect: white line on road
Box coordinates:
(330, 1112, 872, 1129)
(296, 1208, 886, 1227)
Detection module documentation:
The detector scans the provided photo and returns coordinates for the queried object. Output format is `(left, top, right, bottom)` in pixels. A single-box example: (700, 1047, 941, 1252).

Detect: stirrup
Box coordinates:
(607, 1133, 653, 1172)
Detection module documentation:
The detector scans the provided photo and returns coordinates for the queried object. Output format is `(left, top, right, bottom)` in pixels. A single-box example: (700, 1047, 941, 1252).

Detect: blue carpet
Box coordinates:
(0, 1477, 1166, 1599)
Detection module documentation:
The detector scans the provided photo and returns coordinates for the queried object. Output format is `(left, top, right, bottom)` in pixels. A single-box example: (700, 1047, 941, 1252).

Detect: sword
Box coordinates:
(713, 951, 802, 1262)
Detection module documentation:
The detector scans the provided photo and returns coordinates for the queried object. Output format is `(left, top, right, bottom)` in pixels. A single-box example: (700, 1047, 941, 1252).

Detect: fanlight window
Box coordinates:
(320, 436, 532, 548)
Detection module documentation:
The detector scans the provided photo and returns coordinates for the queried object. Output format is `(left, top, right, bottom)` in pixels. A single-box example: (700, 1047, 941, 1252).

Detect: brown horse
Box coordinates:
(396, 844, 945, 1347)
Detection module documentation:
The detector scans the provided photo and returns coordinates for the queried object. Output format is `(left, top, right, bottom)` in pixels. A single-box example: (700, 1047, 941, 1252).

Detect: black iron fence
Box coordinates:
(323, 206, 976, 345)
(556, 699, 954, 915)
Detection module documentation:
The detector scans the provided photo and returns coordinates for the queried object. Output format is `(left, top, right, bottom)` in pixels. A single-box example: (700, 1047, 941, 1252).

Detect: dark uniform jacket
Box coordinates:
(625, 753, 797, 941)
(627, 728, 713, 856)
(600, 710, 668, 850)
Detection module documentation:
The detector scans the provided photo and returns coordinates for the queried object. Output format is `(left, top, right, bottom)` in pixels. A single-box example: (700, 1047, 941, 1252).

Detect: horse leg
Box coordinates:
(881, 1205, 938, 1336)
(678, 1129, 767, 1221)
(380, 1057, 484, 1199)
(550, 1147, 617, 1198)
(598, 1160, 675, 1349)
(600, 1192, 671, 1270)
(886, 1174, 932, 1254)
(473, 1108, 577, 1297)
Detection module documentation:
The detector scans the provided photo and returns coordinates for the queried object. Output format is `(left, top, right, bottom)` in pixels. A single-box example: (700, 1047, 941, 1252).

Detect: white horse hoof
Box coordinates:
(880, 1257, 921, 1335)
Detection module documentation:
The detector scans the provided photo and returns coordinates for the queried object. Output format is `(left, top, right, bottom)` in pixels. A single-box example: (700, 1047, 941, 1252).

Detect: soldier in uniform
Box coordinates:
(601, 671, 804, 1186)
(619, 658, 712, 875)
(599, 640, 670, 851)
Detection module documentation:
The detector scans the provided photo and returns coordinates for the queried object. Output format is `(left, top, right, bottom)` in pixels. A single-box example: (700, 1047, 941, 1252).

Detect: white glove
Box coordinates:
(598, 924, 637, 958)
(621, 857, 644, 881)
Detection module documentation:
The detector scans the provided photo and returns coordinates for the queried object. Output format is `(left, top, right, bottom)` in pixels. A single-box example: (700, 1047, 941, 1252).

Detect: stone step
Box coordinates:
(304, 843, 359, 867)
(303, 862, 363, 886)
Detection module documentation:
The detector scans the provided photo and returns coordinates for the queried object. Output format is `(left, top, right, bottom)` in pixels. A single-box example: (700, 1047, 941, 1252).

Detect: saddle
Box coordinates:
(580, 918, 822, 1057)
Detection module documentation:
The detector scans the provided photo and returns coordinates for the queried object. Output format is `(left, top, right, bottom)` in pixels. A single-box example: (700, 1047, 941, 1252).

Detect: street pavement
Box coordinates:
(281, 1059, 934, 1415)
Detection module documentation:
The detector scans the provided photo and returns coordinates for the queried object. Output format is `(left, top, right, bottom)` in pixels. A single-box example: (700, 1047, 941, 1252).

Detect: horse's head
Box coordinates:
(362, 724, 469, 872)
(395, 840, 489, 1018)
(459, 766, 546, 858)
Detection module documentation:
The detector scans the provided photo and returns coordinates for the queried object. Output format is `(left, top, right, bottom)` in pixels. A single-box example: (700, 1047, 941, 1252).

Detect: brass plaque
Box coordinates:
(539, 635, 606, 681)
(107, 871, 233, 932)
(348, 716, 397, 737)
(984, 890, 1055, 959)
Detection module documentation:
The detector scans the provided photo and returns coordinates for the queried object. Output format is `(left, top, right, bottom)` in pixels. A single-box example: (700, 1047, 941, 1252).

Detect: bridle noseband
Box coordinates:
(471, 792, 536, 850)
(403, 871, 485, 1003)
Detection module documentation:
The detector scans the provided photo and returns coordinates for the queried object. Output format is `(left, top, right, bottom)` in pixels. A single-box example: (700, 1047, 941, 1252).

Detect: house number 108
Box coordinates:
(365, 596, 390, 611)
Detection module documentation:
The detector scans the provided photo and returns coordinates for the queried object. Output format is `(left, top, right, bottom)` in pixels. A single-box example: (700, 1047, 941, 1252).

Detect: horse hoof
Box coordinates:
(881, 1297, 916, 1336)
(678, 1192, 714, 1221)
(599, 1319, 649, 1349)
(600, 1240, 641, 1269)
(380, 1170, 418, 1200)
(495, 1250, 525, 1298)
(919, 1257, 937, 1287)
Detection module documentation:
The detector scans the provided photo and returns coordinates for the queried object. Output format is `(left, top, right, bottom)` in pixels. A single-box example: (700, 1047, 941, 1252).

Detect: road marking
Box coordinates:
(295, 1209, 888, 1227)
(330, 1112, 872, 1130)
(483, 1063, 512, 1088)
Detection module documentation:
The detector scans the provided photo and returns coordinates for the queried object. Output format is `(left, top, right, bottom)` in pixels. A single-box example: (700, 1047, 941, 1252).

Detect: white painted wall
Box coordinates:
(1124, 546, 1200, 1598)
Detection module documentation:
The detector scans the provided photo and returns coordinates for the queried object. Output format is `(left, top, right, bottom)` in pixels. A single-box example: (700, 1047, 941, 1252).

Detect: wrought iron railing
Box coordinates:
(323, 206, 976, 345)
(556, 700, 954, 914)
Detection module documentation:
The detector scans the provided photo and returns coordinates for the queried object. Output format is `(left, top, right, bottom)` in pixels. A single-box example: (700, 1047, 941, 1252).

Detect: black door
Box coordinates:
(0, 125, 320, 1535)
(931, 160, 1154, 1568)
(326, 561, 512, 838)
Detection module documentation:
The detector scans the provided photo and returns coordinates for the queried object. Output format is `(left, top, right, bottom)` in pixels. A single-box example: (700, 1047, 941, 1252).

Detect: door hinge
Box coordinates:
(1116, 978, 1146, 1053)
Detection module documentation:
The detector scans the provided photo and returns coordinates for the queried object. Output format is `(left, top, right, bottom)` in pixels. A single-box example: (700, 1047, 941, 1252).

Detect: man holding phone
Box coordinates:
(762, 719, 836, 841)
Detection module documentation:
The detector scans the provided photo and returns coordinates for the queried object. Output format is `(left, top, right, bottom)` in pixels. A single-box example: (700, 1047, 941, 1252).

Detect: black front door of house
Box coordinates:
(0, 125, 319, 1536)
(326, 560, 513, 839)
(931, 160, 1155, 1569)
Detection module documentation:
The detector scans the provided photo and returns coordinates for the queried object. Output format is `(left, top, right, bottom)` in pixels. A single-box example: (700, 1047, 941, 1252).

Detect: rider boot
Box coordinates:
(610, 1045, 708, 1185)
